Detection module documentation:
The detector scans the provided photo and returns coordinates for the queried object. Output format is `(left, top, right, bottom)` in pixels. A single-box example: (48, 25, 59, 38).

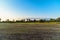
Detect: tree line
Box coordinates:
(0, 17, 60, 23)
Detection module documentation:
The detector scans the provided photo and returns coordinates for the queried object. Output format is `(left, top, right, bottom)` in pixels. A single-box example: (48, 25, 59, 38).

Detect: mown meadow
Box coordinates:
(0, 23, 60, 40)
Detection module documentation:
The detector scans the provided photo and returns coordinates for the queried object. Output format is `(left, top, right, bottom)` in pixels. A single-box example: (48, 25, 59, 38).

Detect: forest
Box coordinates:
(0, 17, 60, 23)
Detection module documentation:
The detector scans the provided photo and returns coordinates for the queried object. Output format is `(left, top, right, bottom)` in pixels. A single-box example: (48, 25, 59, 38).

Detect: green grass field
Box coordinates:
(0, 23, 58, 33)
(0, 23, 60, 40)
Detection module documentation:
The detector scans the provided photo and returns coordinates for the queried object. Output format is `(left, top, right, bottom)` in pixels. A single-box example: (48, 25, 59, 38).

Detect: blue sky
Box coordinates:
(0, 0, 60, 20)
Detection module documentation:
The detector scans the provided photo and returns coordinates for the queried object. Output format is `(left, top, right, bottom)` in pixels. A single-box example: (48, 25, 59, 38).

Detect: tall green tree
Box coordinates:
(56, 17, 60, 22)
(49, 18, 56, 22)
(0, 18, 1, 22)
